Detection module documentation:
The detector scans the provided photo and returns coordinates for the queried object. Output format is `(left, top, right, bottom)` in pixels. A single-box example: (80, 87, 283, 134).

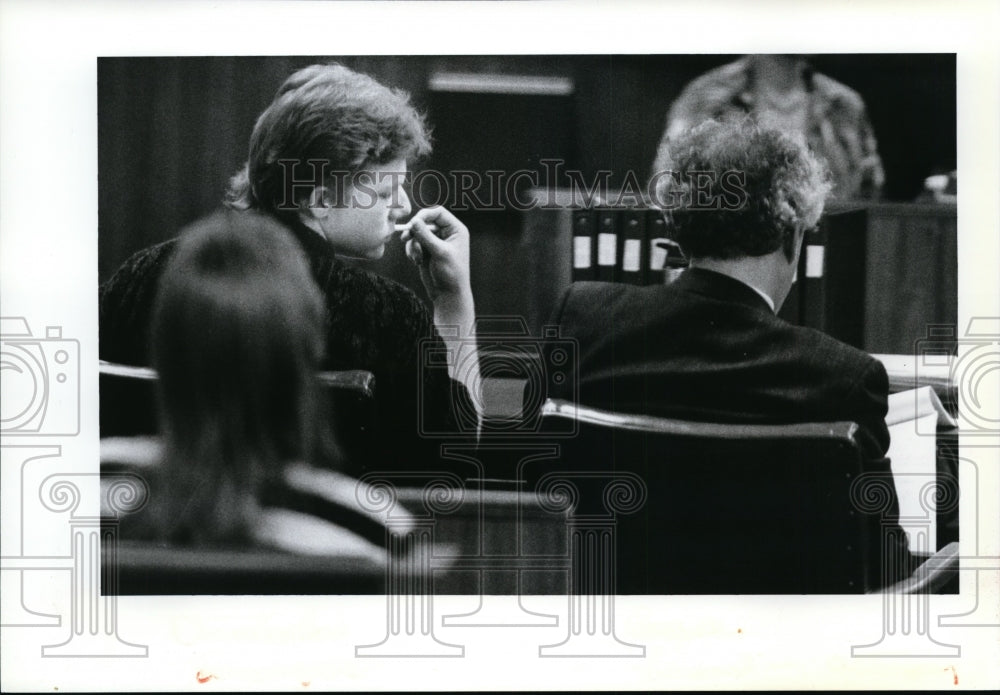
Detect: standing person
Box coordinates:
(100, 63, 480, 475)
(652, 55, 884, 200)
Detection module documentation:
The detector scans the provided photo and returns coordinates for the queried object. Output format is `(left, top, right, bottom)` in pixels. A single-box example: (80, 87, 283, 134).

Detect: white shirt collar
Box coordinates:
(744, 281, 776, 313)
(687, 262, 778, 313)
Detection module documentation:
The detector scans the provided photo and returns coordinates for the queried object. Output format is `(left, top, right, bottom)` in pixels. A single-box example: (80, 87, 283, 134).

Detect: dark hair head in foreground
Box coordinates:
(149, 211, 330, 544)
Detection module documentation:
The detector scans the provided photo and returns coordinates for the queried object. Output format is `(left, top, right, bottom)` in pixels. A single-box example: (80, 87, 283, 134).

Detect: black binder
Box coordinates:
(570, 207, 597, 281)
(646, 208, 670, 284)
(781, 207, 867, 348)
(619, 207, 647, 285)
(595, 208, 619, 283)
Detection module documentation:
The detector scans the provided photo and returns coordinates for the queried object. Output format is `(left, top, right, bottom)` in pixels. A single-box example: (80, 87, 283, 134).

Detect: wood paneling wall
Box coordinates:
(99, 55, 956, 329)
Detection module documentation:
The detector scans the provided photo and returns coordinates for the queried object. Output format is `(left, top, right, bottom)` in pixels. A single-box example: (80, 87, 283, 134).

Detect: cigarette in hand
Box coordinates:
(394, 223, 438, 234)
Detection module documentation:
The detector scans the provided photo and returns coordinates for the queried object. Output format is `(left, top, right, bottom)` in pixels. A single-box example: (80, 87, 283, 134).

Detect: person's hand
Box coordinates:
(403, 206, 480, 413)
(400, 206, 472, 304)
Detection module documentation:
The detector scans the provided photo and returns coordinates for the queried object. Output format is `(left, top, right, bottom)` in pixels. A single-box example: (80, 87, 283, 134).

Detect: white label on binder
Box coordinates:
(622, 239, 641, 272)
(598, 233, 617, 266)
(650, 239, 668, 270)
(805, 245, 825, 278)
(573, 236, 592, 269)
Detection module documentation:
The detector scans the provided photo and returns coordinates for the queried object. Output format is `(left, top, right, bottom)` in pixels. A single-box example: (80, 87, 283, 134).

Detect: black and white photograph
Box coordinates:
(2, 1, 998, 691)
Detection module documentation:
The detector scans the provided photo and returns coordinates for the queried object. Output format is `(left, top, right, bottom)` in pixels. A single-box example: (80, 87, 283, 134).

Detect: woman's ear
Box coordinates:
(296, 186, 332, 235)
(300, 186, 331, 222)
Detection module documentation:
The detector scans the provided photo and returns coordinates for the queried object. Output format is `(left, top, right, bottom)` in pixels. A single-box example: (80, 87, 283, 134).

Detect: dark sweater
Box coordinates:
(99, 210, 471, 477)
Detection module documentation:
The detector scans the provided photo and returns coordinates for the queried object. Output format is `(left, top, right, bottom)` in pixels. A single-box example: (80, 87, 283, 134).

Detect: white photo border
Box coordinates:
(2, 0, 998, 691)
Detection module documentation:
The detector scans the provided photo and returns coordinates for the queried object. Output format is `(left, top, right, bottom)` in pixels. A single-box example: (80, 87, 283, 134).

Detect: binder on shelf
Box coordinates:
(778, 224, 821, 328)
(800, 223, 828, 334)
(655, 239, 689, 284)
(647, 208, 670, 284)
(571, 207, 597, 282)
(815, 207, 867, 348)
(646, 208, 688, 284)
(781, 207, 867, 348)
(595, 208, 619, 283)
(619, 207, 647, 285)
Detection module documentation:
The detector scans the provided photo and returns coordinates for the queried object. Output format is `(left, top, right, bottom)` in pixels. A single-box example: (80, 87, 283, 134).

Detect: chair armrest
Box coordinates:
(877, 541, 959, 594)
(317, 369, 375, 399)
(99, 360, 158, 380)
(101, 436, 162, 468)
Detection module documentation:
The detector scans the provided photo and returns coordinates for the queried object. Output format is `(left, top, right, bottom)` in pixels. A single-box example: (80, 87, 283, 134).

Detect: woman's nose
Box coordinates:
(390, 186, 412, 220)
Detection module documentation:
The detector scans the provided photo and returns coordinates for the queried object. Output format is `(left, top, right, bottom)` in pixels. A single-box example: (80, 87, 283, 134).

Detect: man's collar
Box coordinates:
(744, 281, 776, 312)
(672, 267, 776, 314)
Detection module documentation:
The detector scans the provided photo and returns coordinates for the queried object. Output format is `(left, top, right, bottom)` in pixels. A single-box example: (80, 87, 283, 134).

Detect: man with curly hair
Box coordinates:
(548, 118, 913, 588)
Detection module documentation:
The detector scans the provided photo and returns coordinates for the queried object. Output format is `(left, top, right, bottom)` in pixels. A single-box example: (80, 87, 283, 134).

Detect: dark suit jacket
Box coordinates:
(548, 268, 913, 588)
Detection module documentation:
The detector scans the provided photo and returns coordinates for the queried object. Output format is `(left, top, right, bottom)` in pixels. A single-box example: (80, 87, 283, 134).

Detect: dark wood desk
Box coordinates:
(864, 203, 957, 353)
(100, 466, 570, 595)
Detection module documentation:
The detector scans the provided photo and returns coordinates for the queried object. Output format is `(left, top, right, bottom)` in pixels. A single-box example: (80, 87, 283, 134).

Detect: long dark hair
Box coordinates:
(147, 211, 331, 544)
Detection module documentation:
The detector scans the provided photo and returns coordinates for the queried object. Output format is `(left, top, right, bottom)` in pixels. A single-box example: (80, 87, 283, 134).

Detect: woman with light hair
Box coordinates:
(100, 63, 480, 475)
